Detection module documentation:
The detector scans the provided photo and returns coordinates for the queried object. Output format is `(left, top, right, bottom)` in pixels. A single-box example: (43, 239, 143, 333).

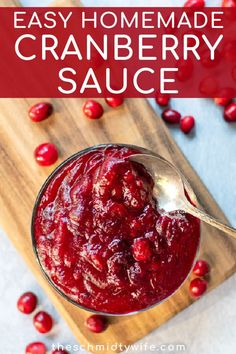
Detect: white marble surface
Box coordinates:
(0, 0, 235, 353)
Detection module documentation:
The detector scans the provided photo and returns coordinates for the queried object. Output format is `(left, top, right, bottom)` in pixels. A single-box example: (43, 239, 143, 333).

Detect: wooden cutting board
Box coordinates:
(0, 0, 236, 353)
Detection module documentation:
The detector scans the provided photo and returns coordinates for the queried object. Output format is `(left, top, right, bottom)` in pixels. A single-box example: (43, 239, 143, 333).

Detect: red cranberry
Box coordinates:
(105, 97, 124, 107)
(180, 116, 195, 134)
(132, 238, 152, 262)
(29, 102, 53, 122)
(222, 0, 236, 7)
(52, 350, 69, 354)
(189, 278, 207, 298)
(83, 100, 104, 119)
(25, 342, 46, 354)
(193, 260, 210, 277)
(214, 97, 232, 106)
(184, 0, 205, 7)
(155, 94, 170, 107)
(34, 143, 58, 166)
(224, 102, 236, 122)
(162, 109, 181, 124)
(17, 292, 37, 314)
(33, 311, 53, 333)
(85, 315, 108, 333)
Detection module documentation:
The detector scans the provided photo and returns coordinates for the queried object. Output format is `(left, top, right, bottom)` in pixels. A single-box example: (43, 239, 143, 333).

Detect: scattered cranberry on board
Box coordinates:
(132, 238, 152, 262)
(189, 278, 208, 298)
(214, 97, 232, 106)
(180, 116, 195, 134)
(85, 315, 108, 333)
(28, 102, 53, 122)
(222, 0, 236, 7)
(105, 97, 124, 107)
(52, 350, 69, 354)
(161, 109, 181, 124)
(155, 94, 170, 107)
(17, 292, 37, 314)
(33, 311, 53, 334)
(224, 102, 236, 122)
(34, 143, 58, 166)
(25, 342, 47, 354)
(193, 260, 210, 277)
(184, 0, 205, 8)
(83, 100, 104, 119)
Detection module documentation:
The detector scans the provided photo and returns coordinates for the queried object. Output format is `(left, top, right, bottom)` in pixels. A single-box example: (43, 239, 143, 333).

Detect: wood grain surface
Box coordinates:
(0, 1, 235, 353)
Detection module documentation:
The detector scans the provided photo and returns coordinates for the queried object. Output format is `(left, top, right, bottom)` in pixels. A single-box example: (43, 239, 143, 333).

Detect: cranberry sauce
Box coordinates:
(33, 145, 200, 314)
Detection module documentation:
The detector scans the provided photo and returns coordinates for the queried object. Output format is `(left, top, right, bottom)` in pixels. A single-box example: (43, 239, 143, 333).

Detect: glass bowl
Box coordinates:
(31, 144, 201, 316)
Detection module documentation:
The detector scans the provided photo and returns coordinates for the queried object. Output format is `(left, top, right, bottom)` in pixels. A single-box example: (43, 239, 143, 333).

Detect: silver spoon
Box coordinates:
(129, 153, 236, 239)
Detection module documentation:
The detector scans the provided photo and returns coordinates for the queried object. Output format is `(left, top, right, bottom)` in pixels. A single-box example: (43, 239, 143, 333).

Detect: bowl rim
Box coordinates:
(31, 143, 201, 316)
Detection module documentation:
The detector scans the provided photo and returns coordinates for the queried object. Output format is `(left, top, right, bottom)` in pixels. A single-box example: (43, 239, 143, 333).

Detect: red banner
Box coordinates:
(0, 7, 235, 98)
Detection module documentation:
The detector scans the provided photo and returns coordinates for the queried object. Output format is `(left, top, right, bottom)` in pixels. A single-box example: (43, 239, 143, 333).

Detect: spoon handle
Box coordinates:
(184, 203, 236, 239)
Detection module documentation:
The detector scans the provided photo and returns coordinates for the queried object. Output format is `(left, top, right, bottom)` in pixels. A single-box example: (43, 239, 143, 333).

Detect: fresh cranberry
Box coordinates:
(224, 102, 236, 122)
(189, 278, 207, 298)
(184, 0, 205, 7)
(132, 238, 152, 262)
(85, 315, 108, 333)
(214, 97, 232, 106)
(29, 102, 53, 122)
(83, 100, 104, 119)
(25, 342, 46, 354)
(193, 260, 210, 277)
(17, 292, 37, 314)
(34, 143, 58, 166)
(155, 94, 170, 107)
(180, 116, 195, 134)
(162, 109, 181, 124)
(105, 97, 124, 107)
(33, 311, 53, 333)
(52, 350, 69, 354)
(222, 0, 236, 7)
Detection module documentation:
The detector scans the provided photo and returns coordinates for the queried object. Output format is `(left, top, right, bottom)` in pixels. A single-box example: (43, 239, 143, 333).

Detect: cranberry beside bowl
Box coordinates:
(31, 144, 201, 316)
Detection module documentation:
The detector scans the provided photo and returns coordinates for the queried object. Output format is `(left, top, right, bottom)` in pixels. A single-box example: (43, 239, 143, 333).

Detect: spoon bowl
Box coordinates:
(129, 153, 191, 212)
(129, 153, 236, 239)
